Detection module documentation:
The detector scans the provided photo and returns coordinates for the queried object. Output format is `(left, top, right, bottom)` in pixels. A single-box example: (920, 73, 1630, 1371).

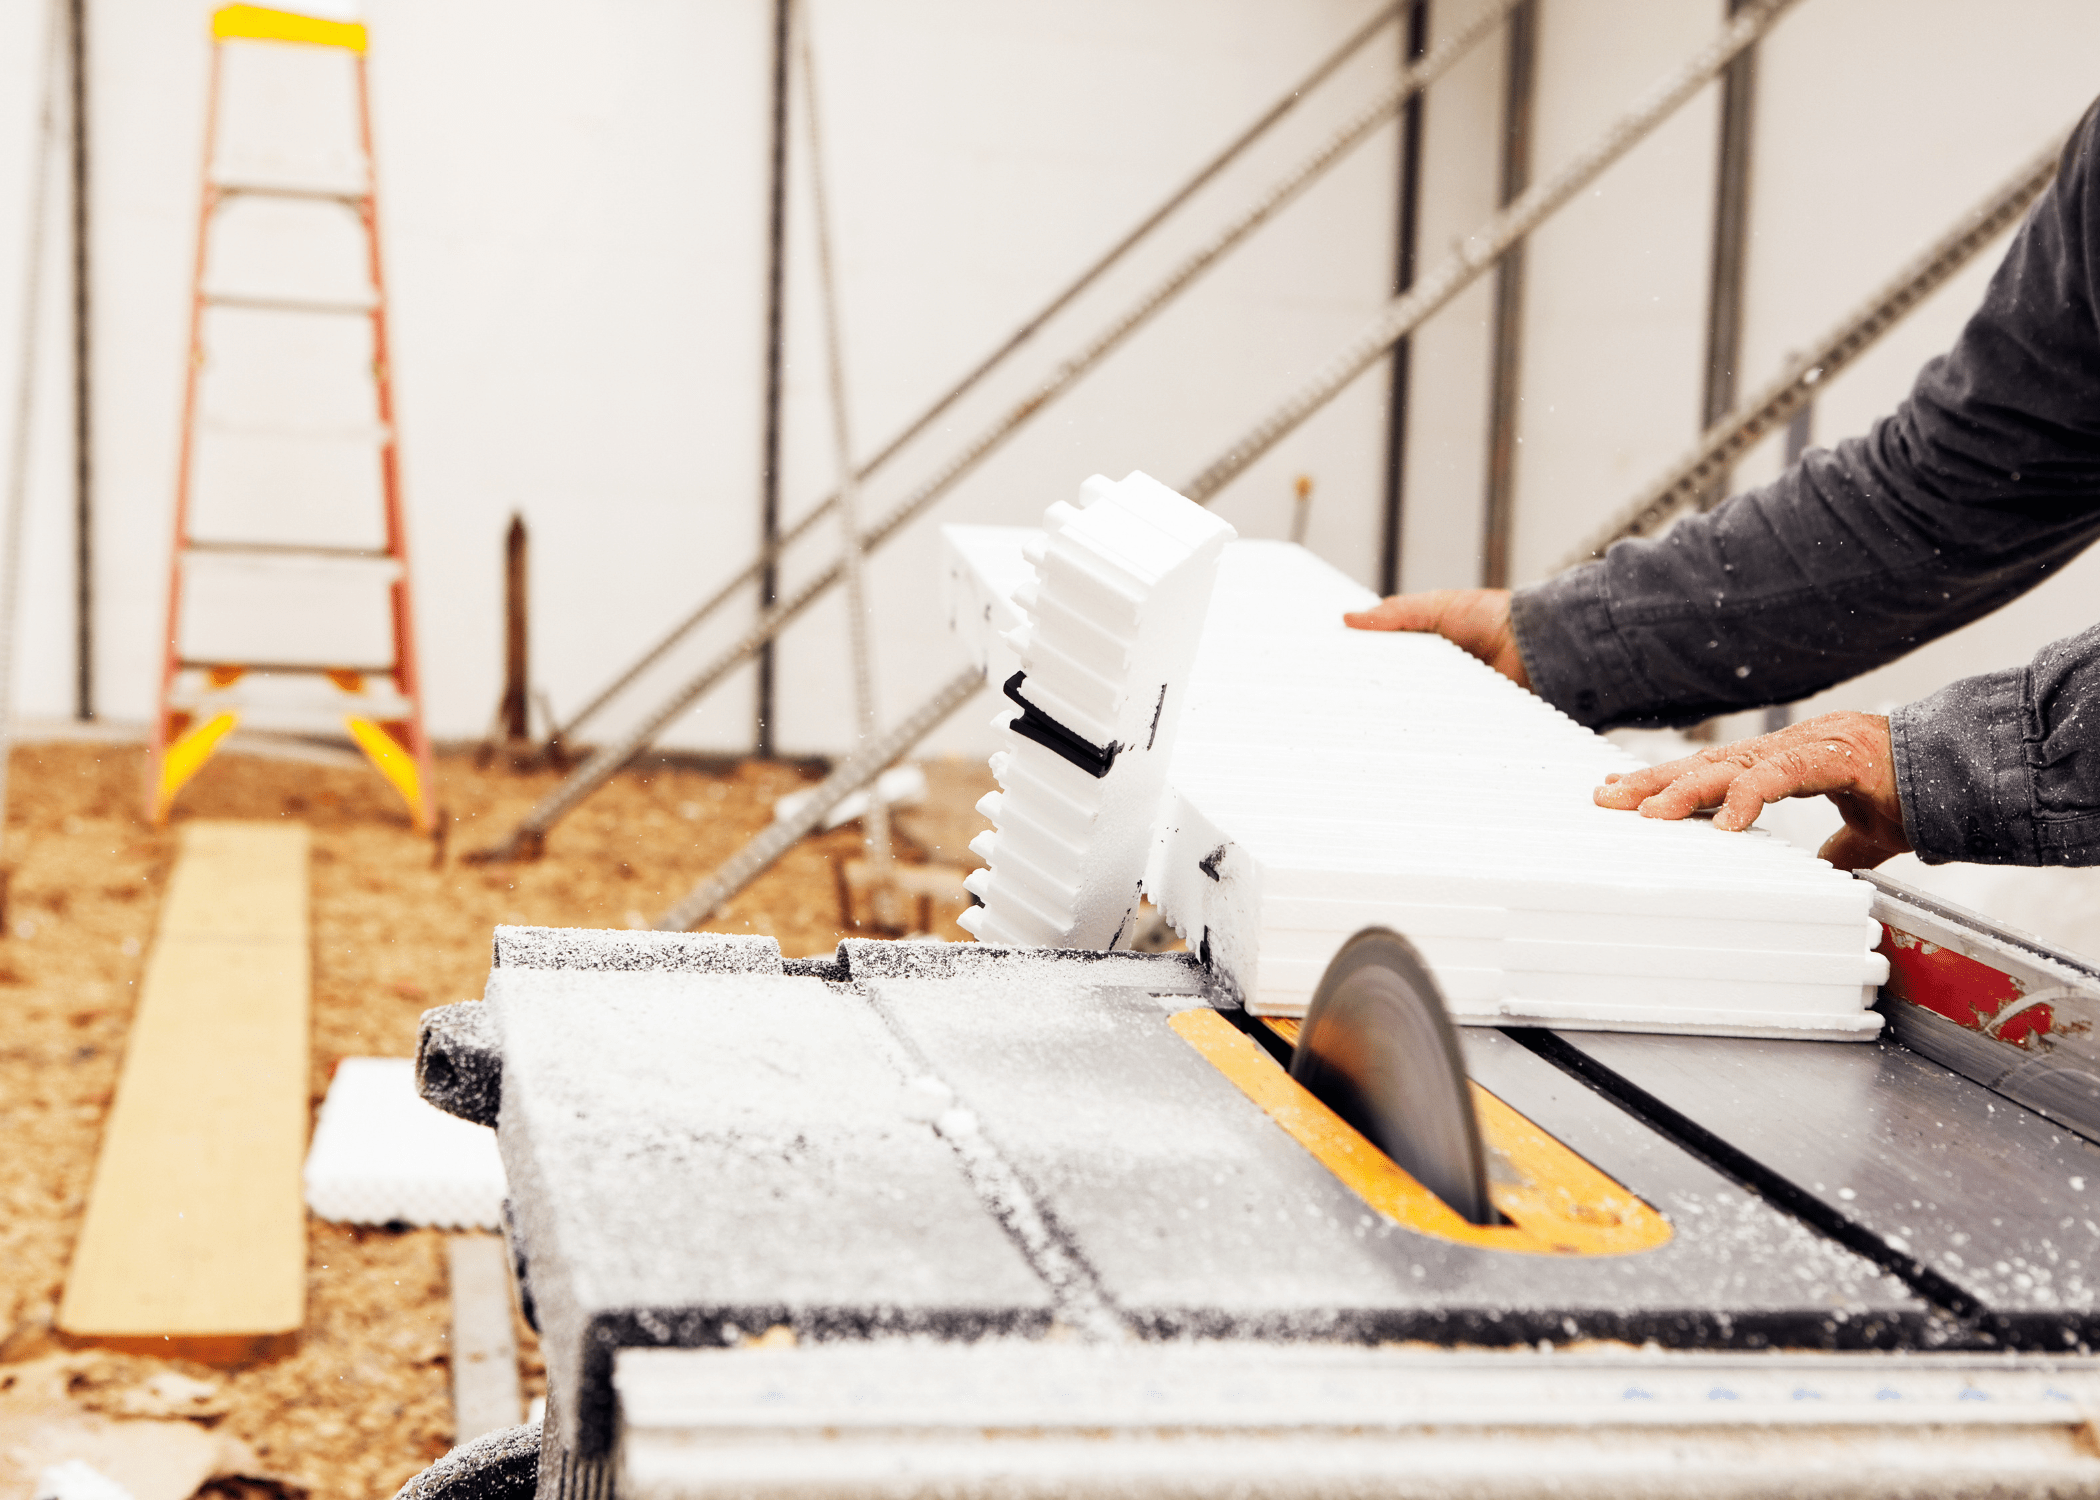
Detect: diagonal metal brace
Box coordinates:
(652, 666, 985, 933)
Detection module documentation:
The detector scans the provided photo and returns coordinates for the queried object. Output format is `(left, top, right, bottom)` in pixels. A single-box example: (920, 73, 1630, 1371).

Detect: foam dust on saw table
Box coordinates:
(58, 822, 310, 1362)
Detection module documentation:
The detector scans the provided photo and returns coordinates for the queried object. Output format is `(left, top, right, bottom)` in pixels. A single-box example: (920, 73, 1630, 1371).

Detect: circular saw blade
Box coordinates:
(1288, 927, 1494, 1226)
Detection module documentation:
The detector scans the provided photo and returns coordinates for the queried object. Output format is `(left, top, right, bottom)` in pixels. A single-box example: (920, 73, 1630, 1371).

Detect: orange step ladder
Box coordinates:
(148, 4, 433, 832)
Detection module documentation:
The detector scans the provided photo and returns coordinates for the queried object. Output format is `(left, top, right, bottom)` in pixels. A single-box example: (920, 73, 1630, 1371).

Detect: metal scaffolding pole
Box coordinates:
(1376, 0, 1428, 597)
(474, 1, 1516, 863)
(753, 0, 790, 757)
(1479, 0, 1534, 590)
(1558, 130, 2067, 572)
(540, 0, 1488, 764)
(67, 0, 90, 720)
(1179, 0, 1802, 509)
(1696, 0, 1761, 509)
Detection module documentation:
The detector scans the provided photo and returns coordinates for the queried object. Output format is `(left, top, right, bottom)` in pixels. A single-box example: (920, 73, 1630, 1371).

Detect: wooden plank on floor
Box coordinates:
(58, 821, 310, 1363)
(448, 1234, 523, 1441)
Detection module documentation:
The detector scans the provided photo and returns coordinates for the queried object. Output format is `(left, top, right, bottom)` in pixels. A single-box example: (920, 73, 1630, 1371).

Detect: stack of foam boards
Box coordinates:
(943, 523, 1889, 1041)
(1156, 542, 1887, 1036)
(959, 473, 1234, 949)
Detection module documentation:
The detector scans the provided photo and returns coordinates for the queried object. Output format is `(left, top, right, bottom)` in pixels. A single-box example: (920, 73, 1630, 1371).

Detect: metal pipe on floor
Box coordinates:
(1179, 0, 1803, 508)
(474, 2, 1517, 862)
(653, 667, 984, 933)
(542, 0, 1449, 758)
(1558, 128, 2067, 571)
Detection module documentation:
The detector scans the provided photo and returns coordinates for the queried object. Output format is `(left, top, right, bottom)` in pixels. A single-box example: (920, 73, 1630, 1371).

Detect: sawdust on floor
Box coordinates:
(0, 739, 990, 1498)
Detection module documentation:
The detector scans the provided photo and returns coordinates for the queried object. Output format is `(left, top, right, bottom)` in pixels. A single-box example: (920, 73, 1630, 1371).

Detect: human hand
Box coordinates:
(1592, 710, 1909, 871)
(1343, 588, 1530, 691)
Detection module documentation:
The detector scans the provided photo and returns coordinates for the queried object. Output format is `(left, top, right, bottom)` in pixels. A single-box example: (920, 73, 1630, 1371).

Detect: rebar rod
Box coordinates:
(543, 0, 1486, 755)
(477, 2, 1516, 862)
(1181, 0, 1801, 507)
(1558, 130, 2066, 572)
(0, 0, 64, 857)
(653, 666, 983, 932)
(799, 3, 896, 915)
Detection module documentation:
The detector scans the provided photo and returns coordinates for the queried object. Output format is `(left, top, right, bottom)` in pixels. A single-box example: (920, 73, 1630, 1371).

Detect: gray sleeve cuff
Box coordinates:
(1510, 564, 1665, 729)
(1889, 669, 2035, 865)
(1892, 622, 2100, 867)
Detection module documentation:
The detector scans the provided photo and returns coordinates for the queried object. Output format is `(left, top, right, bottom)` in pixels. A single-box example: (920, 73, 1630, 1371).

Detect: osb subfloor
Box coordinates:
(0, 739, 989, 1498)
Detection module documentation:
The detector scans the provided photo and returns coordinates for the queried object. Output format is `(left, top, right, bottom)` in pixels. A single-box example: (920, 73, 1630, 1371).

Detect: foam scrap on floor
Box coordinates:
(304, 1058, 506, 1230)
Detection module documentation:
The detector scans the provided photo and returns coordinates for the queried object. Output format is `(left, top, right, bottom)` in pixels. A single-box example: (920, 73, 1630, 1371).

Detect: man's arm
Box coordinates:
(1350, 102, 2100, 867)
(1514, 102, 2100, 729)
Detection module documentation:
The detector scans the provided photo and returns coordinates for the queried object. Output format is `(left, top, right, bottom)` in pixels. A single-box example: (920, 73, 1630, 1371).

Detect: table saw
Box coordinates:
(403, 894, 2100, 1500)
(401, 477, 2100, 1498)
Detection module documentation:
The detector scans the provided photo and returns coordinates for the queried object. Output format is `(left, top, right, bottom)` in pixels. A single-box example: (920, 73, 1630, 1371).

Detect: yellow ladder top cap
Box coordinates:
(213, 5, 367, 52)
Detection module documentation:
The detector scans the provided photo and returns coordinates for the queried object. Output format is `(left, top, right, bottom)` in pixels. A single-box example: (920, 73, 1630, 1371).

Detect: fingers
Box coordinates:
(1342, 589, 1530, 691)
(1712, 743, 1875, 830)
(1590, 711, 1908, 863)
(1592, 747, 1740, 812)
(1342, 588, 1509, 642)
(1342, 594, 1447, 632)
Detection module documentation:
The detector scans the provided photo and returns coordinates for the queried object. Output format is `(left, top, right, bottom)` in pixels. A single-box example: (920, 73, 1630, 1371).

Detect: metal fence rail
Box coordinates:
(1555, 131, 2067, 571)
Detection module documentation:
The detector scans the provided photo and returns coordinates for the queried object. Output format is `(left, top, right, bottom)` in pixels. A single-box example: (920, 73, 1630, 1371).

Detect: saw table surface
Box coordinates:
(1548, 1028, 2100, 1342)
(415, 929, 2100, 1497)
(860, 963, 1921, 1342)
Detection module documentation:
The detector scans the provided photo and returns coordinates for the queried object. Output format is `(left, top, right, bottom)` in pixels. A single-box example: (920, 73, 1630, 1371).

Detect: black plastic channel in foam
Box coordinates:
(1002, 671, 1117, 778)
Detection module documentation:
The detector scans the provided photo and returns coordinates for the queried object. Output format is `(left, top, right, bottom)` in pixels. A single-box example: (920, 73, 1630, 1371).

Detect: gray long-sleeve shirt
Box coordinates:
(1511, 100, 2100, 868)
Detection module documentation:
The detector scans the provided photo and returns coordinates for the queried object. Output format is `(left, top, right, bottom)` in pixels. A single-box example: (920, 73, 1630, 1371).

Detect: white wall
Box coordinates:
(0, 0, 1403, 757)
(2, 0, 2096, 764)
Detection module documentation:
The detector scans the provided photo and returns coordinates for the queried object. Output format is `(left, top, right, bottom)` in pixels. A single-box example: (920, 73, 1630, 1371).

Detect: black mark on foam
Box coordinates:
(1003, 671, 1117, 778)
(1145, 684, 1167, 750)
(1199, 845, 1227, 882)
